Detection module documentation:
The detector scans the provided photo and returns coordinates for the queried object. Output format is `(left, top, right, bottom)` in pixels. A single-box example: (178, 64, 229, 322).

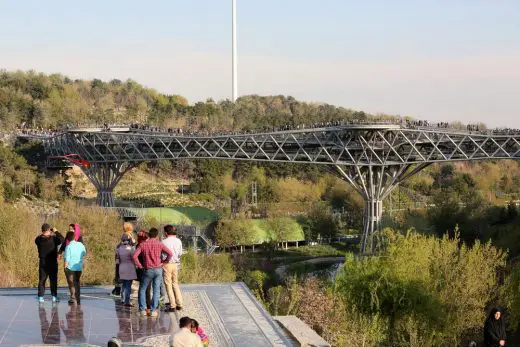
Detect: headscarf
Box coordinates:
(484, 307, 506, 347)
(65, 224, 81, 246)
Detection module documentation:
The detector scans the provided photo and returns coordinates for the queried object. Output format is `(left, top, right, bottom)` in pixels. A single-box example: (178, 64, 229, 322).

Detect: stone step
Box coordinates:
(275, 315, 330, 347)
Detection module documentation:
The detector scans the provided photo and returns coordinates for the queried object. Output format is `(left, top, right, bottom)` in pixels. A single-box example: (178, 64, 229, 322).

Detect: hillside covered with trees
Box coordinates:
(0, 69, 384, 131)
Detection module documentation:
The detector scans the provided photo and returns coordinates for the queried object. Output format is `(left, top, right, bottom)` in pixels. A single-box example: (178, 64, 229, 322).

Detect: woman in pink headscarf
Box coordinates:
(59, 224, 83, 253)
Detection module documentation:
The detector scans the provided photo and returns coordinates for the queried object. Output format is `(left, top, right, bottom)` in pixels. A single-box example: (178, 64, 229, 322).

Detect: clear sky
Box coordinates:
(1, 0, 519, 127)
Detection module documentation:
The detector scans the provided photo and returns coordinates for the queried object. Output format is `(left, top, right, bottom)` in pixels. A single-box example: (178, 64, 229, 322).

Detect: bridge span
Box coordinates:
(25, 124, 520, 254)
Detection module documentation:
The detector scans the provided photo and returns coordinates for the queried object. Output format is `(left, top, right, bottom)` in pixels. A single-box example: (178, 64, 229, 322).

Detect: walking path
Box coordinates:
(0, 283, 295, 347)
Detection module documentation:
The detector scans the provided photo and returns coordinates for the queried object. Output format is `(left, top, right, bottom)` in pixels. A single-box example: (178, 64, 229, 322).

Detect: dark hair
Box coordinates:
(191, 319, 199, 329)
(148, 228, 159, 238)
(66, 231, 75, 242)
(179, 316, 192, 328)
(164, 225, 177, 236)
(69, 224, 75, 228)
(137, 230, 149, 244)
(41, 223, 51, 232)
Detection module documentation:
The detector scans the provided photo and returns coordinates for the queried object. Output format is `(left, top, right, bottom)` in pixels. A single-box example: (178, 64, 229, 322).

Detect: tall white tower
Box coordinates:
(232, 0, 238, 101)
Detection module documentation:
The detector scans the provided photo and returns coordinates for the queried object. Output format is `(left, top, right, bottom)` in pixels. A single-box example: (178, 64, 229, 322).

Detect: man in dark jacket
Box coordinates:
(35, 223, 64, 303)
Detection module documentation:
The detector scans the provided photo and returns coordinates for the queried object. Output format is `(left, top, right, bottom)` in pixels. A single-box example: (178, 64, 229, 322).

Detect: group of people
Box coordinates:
(36, 221, 210, 346)
(114, 223, 184, 318)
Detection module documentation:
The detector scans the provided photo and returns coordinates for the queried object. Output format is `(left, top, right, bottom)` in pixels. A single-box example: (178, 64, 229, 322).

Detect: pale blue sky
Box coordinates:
(1, 1, 519, 126)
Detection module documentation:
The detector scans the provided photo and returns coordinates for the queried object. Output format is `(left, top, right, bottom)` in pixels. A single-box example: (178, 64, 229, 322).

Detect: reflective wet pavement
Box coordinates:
(0, 283, 294, 347)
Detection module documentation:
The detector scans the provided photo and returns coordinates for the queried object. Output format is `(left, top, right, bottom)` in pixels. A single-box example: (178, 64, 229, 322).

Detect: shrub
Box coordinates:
(336, 229, 506, 346)
(179, 250, 236, 283)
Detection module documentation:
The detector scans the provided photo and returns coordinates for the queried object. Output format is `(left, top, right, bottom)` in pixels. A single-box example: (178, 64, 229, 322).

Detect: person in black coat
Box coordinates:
(35, 223, 65, 302)
(484, 307, 506, 347)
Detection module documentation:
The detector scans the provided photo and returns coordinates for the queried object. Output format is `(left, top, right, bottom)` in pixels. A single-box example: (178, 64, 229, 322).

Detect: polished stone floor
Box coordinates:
(0, 283, 294, 347)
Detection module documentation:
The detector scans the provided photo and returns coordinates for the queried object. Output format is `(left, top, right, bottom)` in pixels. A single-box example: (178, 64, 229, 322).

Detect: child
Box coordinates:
(63, 231, 87, 305)
(115, 234, 137, 306)
(191, 319, 209, 346)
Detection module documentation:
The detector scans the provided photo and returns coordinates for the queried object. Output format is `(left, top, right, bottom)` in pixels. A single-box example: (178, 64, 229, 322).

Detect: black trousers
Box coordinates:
(38, 260, 58, 297)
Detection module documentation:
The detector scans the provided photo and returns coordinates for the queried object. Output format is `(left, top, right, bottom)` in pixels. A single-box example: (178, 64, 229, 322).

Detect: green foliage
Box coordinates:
(262, 277, 386, 347)
(304, 202, 340, 239)
(0, 143, 36, 201)
(266, 216, 295, 245)
(428, 165, 485, 239)
(2, 180, 22, 201)
(216, 217, 305, 248)
(336, 229, 506, 346)
(216, 218, 256, 249)
(502, 264, 520, 331)
(179, 250, 236, 283)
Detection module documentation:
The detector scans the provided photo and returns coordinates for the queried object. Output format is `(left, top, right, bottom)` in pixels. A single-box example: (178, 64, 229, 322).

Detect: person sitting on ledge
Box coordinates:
(172, 316, 203, 347)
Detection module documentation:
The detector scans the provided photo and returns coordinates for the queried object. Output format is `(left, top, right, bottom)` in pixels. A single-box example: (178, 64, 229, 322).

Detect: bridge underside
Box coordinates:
(81, 163, 134, 207)
(336, 163, 430, 254)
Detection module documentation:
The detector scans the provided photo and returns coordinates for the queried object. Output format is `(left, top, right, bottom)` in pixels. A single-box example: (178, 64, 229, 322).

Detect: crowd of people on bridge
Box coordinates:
(17, 123, 61, 137)
(17, 118, 520, 140)
(35, 222, 209, 347)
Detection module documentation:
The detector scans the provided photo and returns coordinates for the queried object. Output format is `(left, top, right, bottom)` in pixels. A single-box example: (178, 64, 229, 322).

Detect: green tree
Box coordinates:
(266, 217, 294, 249)
(336, 229, 506, 347)
(216, 219, 255, 252)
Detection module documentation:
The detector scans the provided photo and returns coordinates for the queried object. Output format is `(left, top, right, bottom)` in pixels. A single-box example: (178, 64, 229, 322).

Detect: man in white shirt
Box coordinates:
(162, 225, 184, 312)
(172, 316, 203, 347)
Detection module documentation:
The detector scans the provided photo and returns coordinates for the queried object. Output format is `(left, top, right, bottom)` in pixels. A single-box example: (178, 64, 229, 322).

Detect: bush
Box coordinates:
(336, 229, 506, 346)
(179, 250, 236, 283)
(262, 277, 386, 347)
(3, 180, 22, 202)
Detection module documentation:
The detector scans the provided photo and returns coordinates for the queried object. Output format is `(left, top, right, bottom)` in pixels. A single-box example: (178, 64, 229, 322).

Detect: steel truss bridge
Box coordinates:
(36, 124, 520, 254)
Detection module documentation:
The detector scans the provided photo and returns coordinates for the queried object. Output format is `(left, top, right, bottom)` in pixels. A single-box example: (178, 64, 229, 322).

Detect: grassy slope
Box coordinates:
(135, 206, 219, 225)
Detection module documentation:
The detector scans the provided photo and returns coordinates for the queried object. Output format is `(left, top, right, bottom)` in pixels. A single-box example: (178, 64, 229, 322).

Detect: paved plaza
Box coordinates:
(0, 283, 294, 347)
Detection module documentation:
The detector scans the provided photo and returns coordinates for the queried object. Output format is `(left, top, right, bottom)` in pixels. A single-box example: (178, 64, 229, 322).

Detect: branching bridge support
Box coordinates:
(336, 163, 430, 254)
(82, 163, 134, 207)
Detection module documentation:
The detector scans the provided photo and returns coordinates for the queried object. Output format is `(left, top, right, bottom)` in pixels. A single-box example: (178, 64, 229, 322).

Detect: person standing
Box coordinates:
(133, 228, 173, 317)
(162, 225, 184, 312)
(172, 316, 203, 347)
(63, 231, 87, 305)
(59, 224, 83, 254)
(112, 222, 137, 298)
(484, 307, 507, 347)
(116, 234, 137, 306)
(35, 223, 64, 303)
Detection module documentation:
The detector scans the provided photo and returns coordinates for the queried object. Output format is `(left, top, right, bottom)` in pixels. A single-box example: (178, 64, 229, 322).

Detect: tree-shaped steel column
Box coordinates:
(81, 163, 133, 207)
(336, 163, 430, 254)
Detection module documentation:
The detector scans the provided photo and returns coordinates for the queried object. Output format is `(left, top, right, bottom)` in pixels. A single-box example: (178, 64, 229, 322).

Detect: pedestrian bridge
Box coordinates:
(25, 123, 520, 254)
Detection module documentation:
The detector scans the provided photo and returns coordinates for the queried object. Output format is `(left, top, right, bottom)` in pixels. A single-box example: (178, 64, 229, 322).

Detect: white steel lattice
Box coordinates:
(42, 125, 520, 254)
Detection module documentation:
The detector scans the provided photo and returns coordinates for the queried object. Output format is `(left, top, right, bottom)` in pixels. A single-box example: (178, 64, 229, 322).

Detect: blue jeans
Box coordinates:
(122, 280, 132, 305)
(138, 268, 162, 312)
